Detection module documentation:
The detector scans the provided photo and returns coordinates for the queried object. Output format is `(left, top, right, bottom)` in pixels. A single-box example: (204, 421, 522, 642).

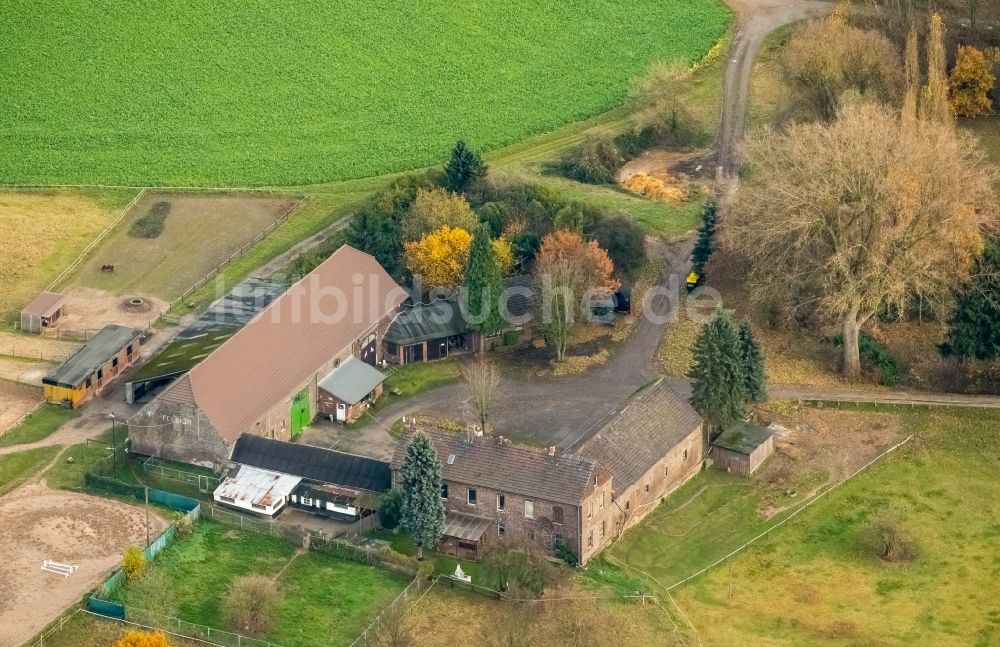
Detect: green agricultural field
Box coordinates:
(1, 0, 730, 187)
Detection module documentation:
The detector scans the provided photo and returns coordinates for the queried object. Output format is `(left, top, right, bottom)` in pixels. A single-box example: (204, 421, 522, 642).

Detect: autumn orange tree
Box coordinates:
(403, 187, 477, 241)
(723, 103, 997, 379)
(534, 230, 619, 361)
(112, 630, 171, 647)
(949, 45, 996, 117)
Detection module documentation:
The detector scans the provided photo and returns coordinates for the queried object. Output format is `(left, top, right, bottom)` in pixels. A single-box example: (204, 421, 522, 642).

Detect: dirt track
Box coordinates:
(716, 0, 833, 177)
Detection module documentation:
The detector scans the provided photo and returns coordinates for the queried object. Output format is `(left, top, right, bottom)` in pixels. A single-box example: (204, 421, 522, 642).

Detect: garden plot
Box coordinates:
(0, 483, 167, 647)
(73, 194, 297, 302)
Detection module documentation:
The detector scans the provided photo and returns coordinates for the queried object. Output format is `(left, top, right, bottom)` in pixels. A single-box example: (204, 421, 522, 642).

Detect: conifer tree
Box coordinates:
(443, 140, 487, 193)
(345, 207, 402, 276)
(462, 223, 505, 352)
(691, 201, 717, 276)
(688, 310, 746, 430)
(738, 319, 767, 404)
(920, 14, 952, 127)
(399, 432, 446, 559)
(940, 240, 1000, 360)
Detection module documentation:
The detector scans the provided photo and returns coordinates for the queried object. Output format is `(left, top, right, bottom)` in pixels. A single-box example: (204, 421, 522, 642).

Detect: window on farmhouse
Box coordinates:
(497, 493, 505, 511)
(112, 357, 119, 368)
(468, 488, 477, 505)
(601, 521, 606, 538)
(683, 449, 689, 460)
(441, 484, 449, 499)
(252, 503, 265, 511)
(645, 483, 650, 493)
(587, 531, 593, 548)
(553, 506, 564, 524)
(524, 500, 534, 518)
(498, 524, 506, 538)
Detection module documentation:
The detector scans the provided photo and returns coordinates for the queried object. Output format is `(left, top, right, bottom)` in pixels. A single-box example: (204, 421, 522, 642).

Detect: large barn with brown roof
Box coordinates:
(129, 245, 408, 465)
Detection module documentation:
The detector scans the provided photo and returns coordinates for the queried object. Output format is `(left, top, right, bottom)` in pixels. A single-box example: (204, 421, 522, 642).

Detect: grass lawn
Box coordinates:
(115, 520, 409, 647)
(71, 193, 297, 301)
(962, 114, 1000, 172)
(596, 406, 1000, 646)
(1, 1, 730, 186)
(25, 611, 208, 647)
(43, 427, 118, 490)
(0, 188, 137, 321)
(348, 360, 462, 429)
(269, 552, 411, 647)
(370, 528, 484, 581)
(0, 445, 62, 497)
(0, 405, 75, 448)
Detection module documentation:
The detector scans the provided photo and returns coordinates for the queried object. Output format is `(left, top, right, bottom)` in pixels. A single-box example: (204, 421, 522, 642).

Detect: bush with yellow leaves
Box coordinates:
(121, 546, 146, 582)
(112, 629, 171, 647)
(622, 173, 687, 203)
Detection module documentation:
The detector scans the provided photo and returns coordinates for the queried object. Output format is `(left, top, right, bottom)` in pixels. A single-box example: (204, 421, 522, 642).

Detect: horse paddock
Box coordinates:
(0, 483, 167, 647)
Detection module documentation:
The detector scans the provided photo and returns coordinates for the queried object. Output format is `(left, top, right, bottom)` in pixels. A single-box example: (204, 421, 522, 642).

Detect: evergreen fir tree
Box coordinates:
(940, 240, 1000, 360)
(344, 207, 403, 277)
(738, 318, 767, 403)
(443, 140, 487, 193)
(688, 310, 746, 430)
(399, 432, 446, 559)
(461, 223, 505, 352)
(691, 201, 717, 275)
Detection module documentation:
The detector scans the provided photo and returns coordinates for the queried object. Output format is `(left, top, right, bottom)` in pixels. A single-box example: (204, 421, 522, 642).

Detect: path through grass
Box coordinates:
(0, 445, 62, 497)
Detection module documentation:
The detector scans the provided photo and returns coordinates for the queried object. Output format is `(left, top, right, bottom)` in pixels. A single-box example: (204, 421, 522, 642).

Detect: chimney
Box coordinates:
(547, 445, 556, 457)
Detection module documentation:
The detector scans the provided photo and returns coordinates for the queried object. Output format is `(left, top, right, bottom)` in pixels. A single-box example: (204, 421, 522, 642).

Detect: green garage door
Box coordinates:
(291, 389, 310, 439)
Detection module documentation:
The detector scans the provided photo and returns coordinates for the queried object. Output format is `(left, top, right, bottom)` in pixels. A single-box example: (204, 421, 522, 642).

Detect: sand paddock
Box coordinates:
(0, 484, 167, 647)
(0, 381, 42, 433)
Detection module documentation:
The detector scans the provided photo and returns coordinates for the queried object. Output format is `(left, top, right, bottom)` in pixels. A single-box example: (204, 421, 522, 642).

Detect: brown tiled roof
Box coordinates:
(579, 379, 702, 491)
(22, 291, 65, 317)
(391, 428, 597, 507)
(157, 246, 406, 444)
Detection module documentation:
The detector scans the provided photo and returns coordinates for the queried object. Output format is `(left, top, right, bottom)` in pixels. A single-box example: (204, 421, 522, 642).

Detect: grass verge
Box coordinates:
(0, 405, 76, 448)
(0, 445, 62, 497)
(348, 360, 462, 429)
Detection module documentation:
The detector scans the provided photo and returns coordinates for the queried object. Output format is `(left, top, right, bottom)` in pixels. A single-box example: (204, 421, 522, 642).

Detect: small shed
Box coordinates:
(213, 464, 301, 517)
(20, 292, 66, 334)
(317, 356, 387, 423)
(42, 325, 142, 407)
(711, 423, 775, 475)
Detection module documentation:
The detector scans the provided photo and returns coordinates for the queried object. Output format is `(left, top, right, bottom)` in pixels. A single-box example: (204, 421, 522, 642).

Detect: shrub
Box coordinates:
(122, 546, 146, 582)
(113, 629, 172, 647)
(554, 539, 579, 566)
(858, 336, 900, 386)
(621, 173, 686, 203)
(502, 330, 520, 346)
(556, 136, 623, 185)
(481, 541, 560, 598)
(863, 513, 918, 563)
(379, 490, 403, 530)
(175, 514, 194, 536)
(586, 213, 647, 278)
(128, 201, 170, 239)
(222, 575, 280, 636)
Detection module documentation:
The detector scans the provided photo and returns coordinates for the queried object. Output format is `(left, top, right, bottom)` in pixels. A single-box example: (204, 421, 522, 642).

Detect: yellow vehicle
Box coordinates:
(686, 271, 702, 292)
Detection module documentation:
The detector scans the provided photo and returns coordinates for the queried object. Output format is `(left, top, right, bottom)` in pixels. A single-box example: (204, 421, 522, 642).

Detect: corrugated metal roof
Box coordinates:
(22, 291, 65, 317)
(579, 379, 702, 491)
(318, 356, 386, 405)
(712, 422, 772, 455)
(384, 299, 466, 346)
(232, 434, 392, 492)
(392, 429, 598, 506)
(42, 325, 140, 388)
(154, 245, 407, 443)
(214, 464, 301, 508)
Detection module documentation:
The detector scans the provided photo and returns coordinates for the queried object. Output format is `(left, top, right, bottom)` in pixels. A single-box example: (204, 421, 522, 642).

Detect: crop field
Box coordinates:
(0, 189, 136, 322)
(72, 193, 297, 301)
(1, 0, 730, 186)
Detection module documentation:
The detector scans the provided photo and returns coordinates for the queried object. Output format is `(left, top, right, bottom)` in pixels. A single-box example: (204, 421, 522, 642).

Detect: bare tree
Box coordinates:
(462, 359, 501, 434)
(480, 603, 537, 647)
(722, 103, 997, 379)
(781, 15, 903, 121)
(371, 598, 412, 647)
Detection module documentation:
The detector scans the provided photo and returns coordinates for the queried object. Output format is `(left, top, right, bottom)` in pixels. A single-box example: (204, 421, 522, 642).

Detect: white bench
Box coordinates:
(41, 560, 78, 578)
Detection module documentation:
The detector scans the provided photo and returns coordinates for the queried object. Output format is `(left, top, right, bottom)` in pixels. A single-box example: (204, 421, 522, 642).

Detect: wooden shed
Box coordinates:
(42, 325, 142, 407)
(316, 356, 386, 423)
(711, 423, 774, 475)
(20, 292, 66, 334)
